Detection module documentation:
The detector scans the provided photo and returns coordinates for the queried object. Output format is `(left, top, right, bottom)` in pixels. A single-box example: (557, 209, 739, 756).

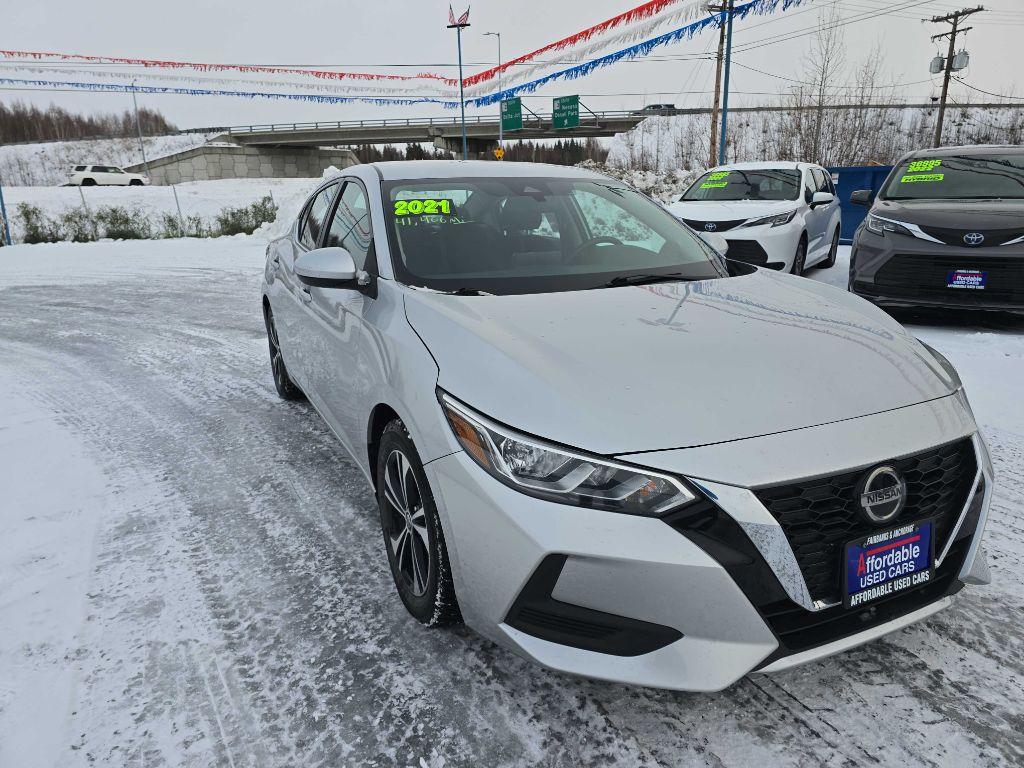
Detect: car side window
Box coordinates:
(299, 184, 338, 250)
(804, 172, 816, 203)
(811, 169, 830, 194)
(325, 181, 373, 270)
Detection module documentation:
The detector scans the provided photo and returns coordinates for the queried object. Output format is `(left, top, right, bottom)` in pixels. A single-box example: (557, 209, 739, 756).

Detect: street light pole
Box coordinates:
(484, 31, 503, 155)
(131, 80, 152, 179)
(0, 175, 11, 246)
(448, 8, 472, 160)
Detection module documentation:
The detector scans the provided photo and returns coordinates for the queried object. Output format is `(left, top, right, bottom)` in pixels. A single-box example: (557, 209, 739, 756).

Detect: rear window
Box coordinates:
(74, 165, 86, 172)
(882, 153, 1024, 200)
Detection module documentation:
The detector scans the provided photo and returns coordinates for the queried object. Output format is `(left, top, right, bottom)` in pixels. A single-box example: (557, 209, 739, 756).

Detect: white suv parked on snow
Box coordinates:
(669, 161, 841, 274)
(68, 165, 149, 187)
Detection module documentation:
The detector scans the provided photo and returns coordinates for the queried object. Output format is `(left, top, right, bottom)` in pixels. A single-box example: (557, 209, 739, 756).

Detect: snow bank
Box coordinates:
(576, 160, 699, 203)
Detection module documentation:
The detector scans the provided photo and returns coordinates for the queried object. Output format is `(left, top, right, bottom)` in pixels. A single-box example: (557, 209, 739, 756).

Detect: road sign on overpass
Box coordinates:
(552, 96, 580, 130)
(501, 98, 523, 132)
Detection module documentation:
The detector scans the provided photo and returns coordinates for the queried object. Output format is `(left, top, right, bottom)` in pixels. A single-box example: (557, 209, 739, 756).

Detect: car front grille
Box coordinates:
(873, 253, 1024, 303)
(754, 439, 977, 605)
(919, 225, 1024, 248)
(724, 239, 771, 266)
(681, 218, 747, 233)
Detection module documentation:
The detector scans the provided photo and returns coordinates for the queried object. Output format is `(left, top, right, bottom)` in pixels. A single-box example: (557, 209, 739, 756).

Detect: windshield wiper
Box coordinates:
(599, 272, 692, 288)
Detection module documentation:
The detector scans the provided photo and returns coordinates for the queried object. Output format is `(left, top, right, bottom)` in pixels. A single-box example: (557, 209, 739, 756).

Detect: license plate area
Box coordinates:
(844, 520, 934, 609)
(947, 269, 987, 289)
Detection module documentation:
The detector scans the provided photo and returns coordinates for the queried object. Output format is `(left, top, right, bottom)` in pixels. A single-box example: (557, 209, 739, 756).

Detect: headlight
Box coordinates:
(741, 210, 797, 228)
(439, 393, 695, 516)
(866, 214, 913, 237)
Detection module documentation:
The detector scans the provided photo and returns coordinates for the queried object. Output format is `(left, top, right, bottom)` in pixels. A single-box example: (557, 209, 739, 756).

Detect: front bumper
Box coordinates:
(423, 395, 993, 692)
(850, 227, 1024, 311)
(724, 221, 801, 271)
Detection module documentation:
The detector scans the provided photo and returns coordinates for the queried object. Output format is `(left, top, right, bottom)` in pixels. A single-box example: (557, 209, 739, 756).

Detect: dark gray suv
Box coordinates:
(849, 145, 1024, 312)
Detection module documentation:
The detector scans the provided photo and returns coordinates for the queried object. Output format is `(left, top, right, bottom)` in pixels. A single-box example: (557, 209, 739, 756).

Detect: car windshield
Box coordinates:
(382, 177, 727, 295)
(681, 169, 801, 202)
(882, 153, 1024, 200)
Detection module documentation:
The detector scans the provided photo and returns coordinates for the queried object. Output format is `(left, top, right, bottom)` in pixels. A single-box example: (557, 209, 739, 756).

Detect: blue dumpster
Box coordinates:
(826, 165, 893, 244)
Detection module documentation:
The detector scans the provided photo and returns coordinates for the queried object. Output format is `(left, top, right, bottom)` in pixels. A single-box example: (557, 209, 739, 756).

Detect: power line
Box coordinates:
(952, 76, 1024, 100)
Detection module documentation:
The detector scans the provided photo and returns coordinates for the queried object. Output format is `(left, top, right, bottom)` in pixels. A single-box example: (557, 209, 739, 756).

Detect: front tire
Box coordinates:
(376, 421, 461, 627)
(129, 179, 144, 186)
(819, 228, 840, 269)
(791, 236, 808, 275)
(263, 305, 303, 400)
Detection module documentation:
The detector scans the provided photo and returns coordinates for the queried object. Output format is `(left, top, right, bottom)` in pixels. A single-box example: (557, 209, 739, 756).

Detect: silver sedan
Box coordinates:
(261, 161, 992, 692)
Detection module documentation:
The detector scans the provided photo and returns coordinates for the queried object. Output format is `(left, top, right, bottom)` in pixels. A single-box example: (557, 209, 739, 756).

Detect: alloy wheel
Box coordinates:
(267, 312, 287, 390)
(383, 449, 431, 596)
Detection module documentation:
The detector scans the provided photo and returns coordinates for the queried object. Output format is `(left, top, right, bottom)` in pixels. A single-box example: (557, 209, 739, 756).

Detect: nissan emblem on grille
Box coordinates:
(963, 231, 985, 246)
(857, 466, 907, 524)
(704, 222, 717, 231)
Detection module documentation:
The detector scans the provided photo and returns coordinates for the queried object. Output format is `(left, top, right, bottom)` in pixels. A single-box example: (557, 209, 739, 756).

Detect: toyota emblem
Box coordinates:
(704, 222, 718, 231)
(857, 466, 907, 525)
(963, 231, 985, 246)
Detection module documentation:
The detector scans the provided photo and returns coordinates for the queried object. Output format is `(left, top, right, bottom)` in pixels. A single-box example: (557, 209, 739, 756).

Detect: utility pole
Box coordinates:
(484, 31, 503, 157)
(707, 2, 729, 168)
(930, 6, 984, 147)
(717, 0, 735, 166)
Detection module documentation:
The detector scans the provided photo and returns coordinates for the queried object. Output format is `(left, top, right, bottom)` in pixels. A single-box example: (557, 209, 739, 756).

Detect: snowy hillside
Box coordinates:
(0, 133, 215, 186)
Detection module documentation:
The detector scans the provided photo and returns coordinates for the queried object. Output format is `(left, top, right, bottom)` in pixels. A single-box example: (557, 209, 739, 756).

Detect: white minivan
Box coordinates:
(669, 161, 841, 274)
(67, 165, 149, 187)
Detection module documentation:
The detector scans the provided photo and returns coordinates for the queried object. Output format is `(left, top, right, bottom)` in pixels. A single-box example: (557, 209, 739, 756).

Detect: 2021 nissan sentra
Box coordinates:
(668, 161, 841, 274)
(849, 145, 1024, 311)
(261, 161, 992, 692)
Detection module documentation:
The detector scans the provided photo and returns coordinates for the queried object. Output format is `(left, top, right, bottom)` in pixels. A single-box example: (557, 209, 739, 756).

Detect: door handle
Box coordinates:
(299, 287, 313, 303)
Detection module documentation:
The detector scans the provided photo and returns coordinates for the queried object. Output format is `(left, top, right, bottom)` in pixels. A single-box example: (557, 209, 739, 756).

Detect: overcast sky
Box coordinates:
(3, 0, 1022, 129)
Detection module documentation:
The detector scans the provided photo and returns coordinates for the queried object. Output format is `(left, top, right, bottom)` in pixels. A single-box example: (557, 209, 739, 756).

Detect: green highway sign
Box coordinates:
(552, 95, 579, 130)
(501, 98, 523, 132)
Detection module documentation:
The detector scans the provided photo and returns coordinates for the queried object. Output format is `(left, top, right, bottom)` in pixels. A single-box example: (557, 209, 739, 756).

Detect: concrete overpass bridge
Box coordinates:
(211, 102, 1020, 156)
(215, 110, 647, 156)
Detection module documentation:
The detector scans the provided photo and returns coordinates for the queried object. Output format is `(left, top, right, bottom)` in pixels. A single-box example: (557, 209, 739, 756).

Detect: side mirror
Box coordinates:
(810, 191, 834, 208)
(850, 189, 874, 207)
(295, 247, 359, 288)
(698, 231, 729, 256)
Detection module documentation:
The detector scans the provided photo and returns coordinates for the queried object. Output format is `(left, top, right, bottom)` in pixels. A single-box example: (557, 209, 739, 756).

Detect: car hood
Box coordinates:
(404, 271, 957, 455)
(667, 199, 797, 223)
(872, 197, 1024, 229)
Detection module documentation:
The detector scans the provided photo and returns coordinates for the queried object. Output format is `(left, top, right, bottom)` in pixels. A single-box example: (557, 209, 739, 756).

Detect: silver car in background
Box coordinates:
(261, 161, 992, 692)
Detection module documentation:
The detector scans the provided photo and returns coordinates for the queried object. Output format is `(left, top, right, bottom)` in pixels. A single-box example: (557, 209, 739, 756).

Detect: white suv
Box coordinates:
(68, 165, 149, 187)
(669, 161, 841, 274)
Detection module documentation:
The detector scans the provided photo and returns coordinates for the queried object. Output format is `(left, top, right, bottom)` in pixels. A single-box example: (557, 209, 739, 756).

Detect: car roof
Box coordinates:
(705, 161, 816, 172)
(898, 144, 1023, 160)
(369, 160, 612, 181)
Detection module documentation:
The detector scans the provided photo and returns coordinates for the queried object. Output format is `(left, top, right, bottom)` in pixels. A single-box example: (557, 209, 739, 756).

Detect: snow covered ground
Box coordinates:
(0, 133, 216, 186)
(1, 239, 1022, 767)
(1, 178, 320, 243)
